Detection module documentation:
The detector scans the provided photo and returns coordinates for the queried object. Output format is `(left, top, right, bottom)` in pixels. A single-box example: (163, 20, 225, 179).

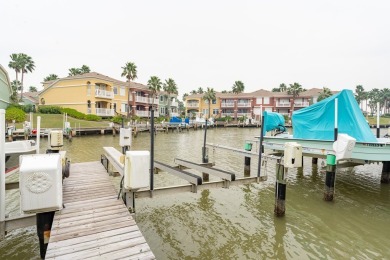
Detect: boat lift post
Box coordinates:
(257, 106, 265, 179)
(324, 98, 338, 201)
(376, 102, 380, 138)
(1, 109, 5, 238)
(150, 109, 155, 196)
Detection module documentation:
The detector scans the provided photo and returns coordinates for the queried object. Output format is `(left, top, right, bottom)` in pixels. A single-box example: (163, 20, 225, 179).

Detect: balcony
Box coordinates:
(135, 96, 148, 103)
(187, 102, 199, 108)
(294, 102, 310, 107)
(221, 102, 235, 108)
(276, 102, 291, 107)
(95, 89, 114, 99)
(96, 108, 115, 116)
(171, 101, 178, 107)
(237, 102, 251, 107)
(149, 97, 159, 105)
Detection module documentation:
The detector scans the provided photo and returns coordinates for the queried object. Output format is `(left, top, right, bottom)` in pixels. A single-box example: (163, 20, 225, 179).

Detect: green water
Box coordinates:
(0, 128, 389, 259)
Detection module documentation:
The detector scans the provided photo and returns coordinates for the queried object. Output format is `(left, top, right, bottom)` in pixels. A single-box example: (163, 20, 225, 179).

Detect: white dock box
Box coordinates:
(19, 154, 63, 214)
(124, 151, 150, 190)
(50, 130, 63, 148)
(333, 134, 356, 160)
(284, 142, 302, 168)
(120, 128, 132, 147)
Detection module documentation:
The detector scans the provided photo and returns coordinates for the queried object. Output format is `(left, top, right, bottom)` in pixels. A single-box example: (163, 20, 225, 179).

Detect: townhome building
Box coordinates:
(39, 72, 162, 118)
(158, 91, 179, 117)
(0, 64, 12, 109)
(185, 88, 326, 119)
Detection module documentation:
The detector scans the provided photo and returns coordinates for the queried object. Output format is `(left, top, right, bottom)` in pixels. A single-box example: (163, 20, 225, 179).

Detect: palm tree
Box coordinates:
(232, 81, 245, 94)
(203, 87, 216, 119)
(18, 53, 35, 101)
(29, 86, 38, 92)
(287, 82, 303, 114)
(367, 88, 381, 116)
(147, 76, 162, 113)
(80, 65, 91, 74)
(43, 74, 59, 82)
(8, 53, 21, 84)
(190, 90, 197, 95)
(317, 87, 333, 102)
(355, 85, 365, 110)
(380, 88, 390, 114)
(197, 87, 204, 94)
(121, 62, 138, 118)
(279, 83, 287, 92)
(163, 78, 178, 118)
(68, 68, 81, 76)
(182, 93, 188, 101)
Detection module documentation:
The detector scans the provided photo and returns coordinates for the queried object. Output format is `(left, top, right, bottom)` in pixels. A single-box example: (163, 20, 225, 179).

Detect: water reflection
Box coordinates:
(1, 128, 390, 259)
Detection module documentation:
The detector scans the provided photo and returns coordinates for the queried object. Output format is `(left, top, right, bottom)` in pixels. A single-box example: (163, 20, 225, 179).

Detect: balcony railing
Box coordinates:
(171, 101, 178, 107)
(221, 102, 235, 108)
(276, 102, 291, 107)
(237, 102, 251, 107)
(221, 113, 234, 117)
(187, 103, 199, 108)
(135, 96, 148, 103)
(294, 102, 310, 107)
(96, 108, 115, 116)
(135, 110, 160, 117)
(95, 89, 114, 99)
(237, 112, 252, 117)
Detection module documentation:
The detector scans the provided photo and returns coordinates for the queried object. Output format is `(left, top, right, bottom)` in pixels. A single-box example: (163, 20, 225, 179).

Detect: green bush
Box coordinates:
(38, 106, 62, 114)
(111, 115, 124, 124)
(5, 107, 26, 122)
(61, 108, 86, 120)
(85, 114, 102, 121)
(22, 104, 36, 113)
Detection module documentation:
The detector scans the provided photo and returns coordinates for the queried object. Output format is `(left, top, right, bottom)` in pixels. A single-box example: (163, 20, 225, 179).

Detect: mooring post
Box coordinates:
(0, 110, 5, 239)
(274, 163, 286, 216)
(381, 161, 390, 184)
(150, 110, 155, 197)
(244, 142, 252, 177)
(376, 102, 380, 138)
(36, 211, 55, 259)
(257, 114, 265, 180)
(202, 120, 208, 163)
(324, 154, 336, 201)
(312, 158, 318, 164)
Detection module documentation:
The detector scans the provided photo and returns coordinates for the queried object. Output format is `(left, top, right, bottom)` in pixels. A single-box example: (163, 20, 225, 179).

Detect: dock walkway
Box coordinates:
(45, 161, 154, 260)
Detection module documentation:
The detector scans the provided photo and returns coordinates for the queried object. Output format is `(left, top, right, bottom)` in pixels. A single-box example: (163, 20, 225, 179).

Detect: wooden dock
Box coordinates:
(45, 161, 155, 260)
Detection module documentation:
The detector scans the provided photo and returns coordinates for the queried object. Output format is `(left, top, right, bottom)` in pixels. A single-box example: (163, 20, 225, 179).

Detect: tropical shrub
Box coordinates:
(85, 114, 102, 121)
(5, 107, 26, 122)
(38, 105, 62, 114)
(61, 108, 85, 120)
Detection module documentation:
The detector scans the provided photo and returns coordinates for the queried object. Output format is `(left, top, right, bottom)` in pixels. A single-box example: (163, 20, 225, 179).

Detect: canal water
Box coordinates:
(1, 128, 389, 259)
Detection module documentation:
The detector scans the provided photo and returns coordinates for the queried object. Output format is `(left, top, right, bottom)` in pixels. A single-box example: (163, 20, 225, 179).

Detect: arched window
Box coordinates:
(40, 98, 45, 105)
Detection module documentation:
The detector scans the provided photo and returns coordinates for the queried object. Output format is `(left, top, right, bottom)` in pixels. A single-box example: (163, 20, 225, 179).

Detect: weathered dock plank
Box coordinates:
(46, 161, 155, 259)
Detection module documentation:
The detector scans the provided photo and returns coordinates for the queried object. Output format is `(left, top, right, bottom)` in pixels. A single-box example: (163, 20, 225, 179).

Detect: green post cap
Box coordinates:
(326, 154, 336, 165)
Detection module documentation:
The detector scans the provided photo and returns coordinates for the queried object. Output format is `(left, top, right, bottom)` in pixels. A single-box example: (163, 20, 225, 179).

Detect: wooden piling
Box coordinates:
(274, 163, 286, 217)
(324, 154, 336, 201)
(381, 161, 390, 183)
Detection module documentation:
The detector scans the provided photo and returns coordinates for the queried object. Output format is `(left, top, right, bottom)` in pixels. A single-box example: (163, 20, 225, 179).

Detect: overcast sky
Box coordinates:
(1, 0, 390, 99)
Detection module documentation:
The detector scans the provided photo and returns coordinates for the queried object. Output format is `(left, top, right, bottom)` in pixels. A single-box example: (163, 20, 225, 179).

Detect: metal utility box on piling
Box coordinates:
(19, 154, 63, 213)
(274, 142, 302, 217)
(244, 141, 253, 176)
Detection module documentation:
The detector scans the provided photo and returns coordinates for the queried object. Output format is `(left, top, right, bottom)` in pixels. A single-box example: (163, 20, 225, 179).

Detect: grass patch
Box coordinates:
(13, 113, 112, 129)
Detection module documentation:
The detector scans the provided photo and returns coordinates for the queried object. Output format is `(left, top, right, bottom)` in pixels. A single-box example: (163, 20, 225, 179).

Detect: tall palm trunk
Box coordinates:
(167, 94, 171, 118)
(20, 72, 24, 101)
(208, 102, 211, 119)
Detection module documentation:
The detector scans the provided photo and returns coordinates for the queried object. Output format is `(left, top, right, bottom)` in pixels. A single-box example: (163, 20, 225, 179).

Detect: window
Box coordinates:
(113, 87, 118, 95)
(263, 97, 270, 104)
(256, 98, 262, 104)
(213, 109, 219, 115)
(121, 103, 127, 112)
(87, 84, 91, 96)
(212, 99, 216, 104)
(160, 96, 164, 101)
(120, 86, 125, 96)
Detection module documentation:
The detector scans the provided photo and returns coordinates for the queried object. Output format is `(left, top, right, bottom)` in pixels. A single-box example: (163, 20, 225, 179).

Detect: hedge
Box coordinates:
(5, 107, 26, 122)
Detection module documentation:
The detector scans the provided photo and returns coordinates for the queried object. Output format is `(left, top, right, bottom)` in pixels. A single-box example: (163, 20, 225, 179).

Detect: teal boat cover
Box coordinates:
(263, 111, 286, 135)
(292, 89, 377, 142)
